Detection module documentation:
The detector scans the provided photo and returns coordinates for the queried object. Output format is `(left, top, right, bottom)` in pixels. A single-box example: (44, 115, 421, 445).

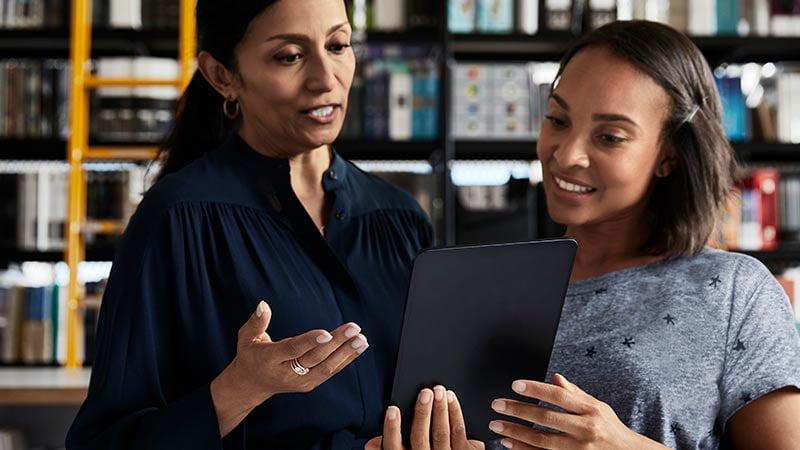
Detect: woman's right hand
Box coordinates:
(366, 386, 485, 450)
(210, 300, 369, 436)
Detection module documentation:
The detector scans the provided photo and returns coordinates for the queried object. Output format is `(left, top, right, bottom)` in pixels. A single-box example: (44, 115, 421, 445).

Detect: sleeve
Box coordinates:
(719, 260, 800, 422)
(65, 201, 235, 450)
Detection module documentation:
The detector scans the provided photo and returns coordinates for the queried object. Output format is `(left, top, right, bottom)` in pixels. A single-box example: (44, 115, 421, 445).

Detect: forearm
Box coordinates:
(210, 358, 271, 437)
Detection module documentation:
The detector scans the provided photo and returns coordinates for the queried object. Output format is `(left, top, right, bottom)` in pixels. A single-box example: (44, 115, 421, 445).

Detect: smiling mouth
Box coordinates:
(553, 175, 596, 193)
(305, 105, 336, 117)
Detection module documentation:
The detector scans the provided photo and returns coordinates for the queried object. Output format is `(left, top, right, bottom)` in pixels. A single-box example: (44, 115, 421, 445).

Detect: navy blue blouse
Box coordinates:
(66, 134, 433, 450)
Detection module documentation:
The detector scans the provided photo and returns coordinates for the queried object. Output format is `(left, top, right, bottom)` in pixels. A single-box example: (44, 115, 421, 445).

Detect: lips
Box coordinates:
(307, 105, 335, 117)
(552, 175, 596, 193)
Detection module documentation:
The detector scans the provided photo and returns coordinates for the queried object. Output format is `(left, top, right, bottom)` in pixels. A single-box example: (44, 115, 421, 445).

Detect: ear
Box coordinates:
(655, 144, 678, 178)
(197, 51, 238, 100)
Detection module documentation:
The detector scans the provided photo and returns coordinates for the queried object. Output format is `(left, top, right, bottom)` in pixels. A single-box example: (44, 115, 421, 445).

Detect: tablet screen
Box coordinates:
(390, 239, 576, 443)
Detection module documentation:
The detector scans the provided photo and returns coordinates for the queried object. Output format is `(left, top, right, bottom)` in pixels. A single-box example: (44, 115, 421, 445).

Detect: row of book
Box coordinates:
(91, 57, 179, 143)
(0, 0, 65, 29)
(447, 0, 800, 37)
(0, 58, 69, 140)
(341, 44, 440, 141)
(710, 166, 800, 252)
(0, 164, 150, 252)
(449, 61, 800, 143)
(717, 63, 800, 144)
(0, 265, 105, 366)
(91, 0, 180, 30)
(452, 62, 559, 140)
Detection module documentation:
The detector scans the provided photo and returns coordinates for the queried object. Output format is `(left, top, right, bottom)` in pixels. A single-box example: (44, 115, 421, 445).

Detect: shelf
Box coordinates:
(733, 142, 800, 162)
(333, 139, 440, 160)
(692, 36, 800, 64)
(451, 33, 574, 61)
(0, 27, 180, 58)
(0, 367, 90, 405)
(450, 34, 800, 63)
(0, 246, 116, 265)
(360, 29, 441, 43)
(452, 140, 800, 162)
(455, 140, 538, 160)
(0, 139, 161, 161)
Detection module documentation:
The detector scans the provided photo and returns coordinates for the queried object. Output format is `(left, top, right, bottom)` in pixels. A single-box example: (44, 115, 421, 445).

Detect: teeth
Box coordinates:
(309, 106, 334, 117)
(554, 176, 594, 193)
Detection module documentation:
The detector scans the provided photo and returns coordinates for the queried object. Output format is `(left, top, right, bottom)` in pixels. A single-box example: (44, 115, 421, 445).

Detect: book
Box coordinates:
(476, 0, 514, 33)
(449, 0, 477, 33)
(516, 0, 539, 34)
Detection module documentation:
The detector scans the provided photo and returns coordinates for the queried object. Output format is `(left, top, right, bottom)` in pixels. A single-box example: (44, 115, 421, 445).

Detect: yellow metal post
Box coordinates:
(179, 0, 197, 88)
(66, 0, 92, 369)
(64, 0, 195, 369)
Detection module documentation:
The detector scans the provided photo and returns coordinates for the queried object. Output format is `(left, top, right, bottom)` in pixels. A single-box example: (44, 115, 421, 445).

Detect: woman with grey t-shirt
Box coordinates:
(486, 21, 800, 450)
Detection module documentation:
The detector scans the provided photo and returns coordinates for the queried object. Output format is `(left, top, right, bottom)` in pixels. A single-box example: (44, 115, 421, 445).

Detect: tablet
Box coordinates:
(390, 239, 576, 443)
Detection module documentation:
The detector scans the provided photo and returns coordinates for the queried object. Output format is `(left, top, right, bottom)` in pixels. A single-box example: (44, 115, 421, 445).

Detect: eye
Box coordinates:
(276, 53, 304, 64)
(598, 134, 626, 145)
(328, 43, 352, 54)
(545, 115, 567, 128)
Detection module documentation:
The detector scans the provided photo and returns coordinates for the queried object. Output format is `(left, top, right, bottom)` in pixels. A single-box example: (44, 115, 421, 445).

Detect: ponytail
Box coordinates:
(155, 70, 237, 182)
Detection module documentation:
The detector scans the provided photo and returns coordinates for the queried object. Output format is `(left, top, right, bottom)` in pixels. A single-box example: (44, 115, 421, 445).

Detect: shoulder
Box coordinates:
(343, 159, 430, 222)
(684, 248, 774, 287)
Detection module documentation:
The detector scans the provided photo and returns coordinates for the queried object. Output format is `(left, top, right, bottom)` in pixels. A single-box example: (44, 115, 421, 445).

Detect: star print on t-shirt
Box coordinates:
(733, 339, 746, 351)
(709, 275, 721, 288)
(585, 346, 596, 358)
(663, 314, 676, 325)
(623, 337, 635, 348)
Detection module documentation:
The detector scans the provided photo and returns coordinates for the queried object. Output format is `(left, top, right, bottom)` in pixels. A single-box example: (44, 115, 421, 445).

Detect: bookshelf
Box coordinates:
(1, 0, 799, 367)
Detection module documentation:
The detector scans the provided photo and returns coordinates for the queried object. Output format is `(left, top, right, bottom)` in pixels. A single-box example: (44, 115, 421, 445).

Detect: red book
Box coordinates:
(739, 168, 780, 251)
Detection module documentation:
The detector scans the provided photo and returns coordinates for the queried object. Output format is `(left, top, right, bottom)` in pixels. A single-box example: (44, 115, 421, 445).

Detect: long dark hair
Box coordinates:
(155, 0, 281, 182)
(554, 20, 740, 256)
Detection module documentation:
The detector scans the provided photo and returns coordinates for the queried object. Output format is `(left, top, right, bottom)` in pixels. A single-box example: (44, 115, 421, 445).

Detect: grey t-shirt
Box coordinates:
(539, 248, 800, 449)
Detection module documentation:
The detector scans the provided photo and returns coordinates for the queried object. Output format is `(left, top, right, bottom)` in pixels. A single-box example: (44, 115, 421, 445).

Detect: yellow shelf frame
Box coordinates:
(65, 0, 196, 368)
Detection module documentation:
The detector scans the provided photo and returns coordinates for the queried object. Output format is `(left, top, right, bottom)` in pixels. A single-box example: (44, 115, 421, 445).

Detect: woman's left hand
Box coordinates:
(488, 373, 669, 450)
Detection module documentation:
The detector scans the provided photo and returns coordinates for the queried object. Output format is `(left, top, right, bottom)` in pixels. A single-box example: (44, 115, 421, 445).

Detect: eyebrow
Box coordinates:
(265, 22, 350, 43)
(550, 93, 641, 130)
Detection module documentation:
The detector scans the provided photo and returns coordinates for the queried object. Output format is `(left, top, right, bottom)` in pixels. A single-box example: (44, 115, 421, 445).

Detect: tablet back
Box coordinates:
(390, 239, 576, 443)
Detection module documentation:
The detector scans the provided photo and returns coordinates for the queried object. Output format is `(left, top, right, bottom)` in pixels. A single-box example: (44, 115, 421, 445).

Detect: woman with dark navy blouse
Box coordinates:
(63, 1, 481, 449)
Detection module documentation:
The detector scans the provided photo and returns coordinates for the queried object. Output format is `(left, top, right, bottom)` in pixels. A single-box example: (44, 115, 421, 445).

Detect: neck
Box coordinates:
(565, 215, 663, 281)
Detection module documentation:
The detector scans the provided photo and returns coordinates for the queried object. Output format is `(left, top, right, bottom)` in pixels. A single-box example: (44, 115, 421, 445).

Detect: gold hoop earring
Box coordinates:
(223, 98, 240, 119)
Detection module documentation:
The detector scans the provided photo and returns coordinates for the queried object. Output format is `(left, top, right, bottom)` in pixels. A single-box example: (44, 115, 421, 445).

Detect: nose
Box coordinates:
(305, 52, 337, 93)
(552, 133, 590, 169)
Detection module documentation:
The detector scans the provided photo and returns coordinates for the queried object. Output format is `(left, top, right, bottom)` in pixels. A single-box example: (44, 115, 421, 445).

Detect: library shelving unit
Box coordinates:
(2, 4, 800, 376)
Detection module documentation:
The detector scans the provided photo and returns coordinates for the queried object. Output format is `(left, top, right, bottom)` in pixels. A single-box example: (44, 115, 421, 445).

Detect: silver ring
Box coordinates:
(290, 358, 310, 376)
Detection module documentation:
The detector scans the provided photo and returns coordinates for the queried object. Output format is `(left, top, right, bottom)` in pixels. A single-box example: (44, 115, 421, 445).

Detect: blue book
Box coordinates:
(715, 75, 750, 142)
(716, 0, 739, 35)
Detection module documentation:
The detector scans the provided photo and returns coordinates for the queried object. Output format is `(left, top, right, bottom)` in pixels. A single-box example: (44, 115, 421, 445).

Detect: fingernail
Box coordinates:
(419, 389, 432, 404)
(345, 324, 361, 338)
(351, 335, 366, 349)
(387, 406, 398, 421)
(501, 438, 513, 449)
(489, 421, 504, 433)
(512, 381, 526, 393)
(256, 301, 266, 318)
(357, 343, 369, 354)
(491, 399, 506, 412)
(447, 390, 455, 404)
(434, 385, 445, 401)
(316, 332, 333, 344)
